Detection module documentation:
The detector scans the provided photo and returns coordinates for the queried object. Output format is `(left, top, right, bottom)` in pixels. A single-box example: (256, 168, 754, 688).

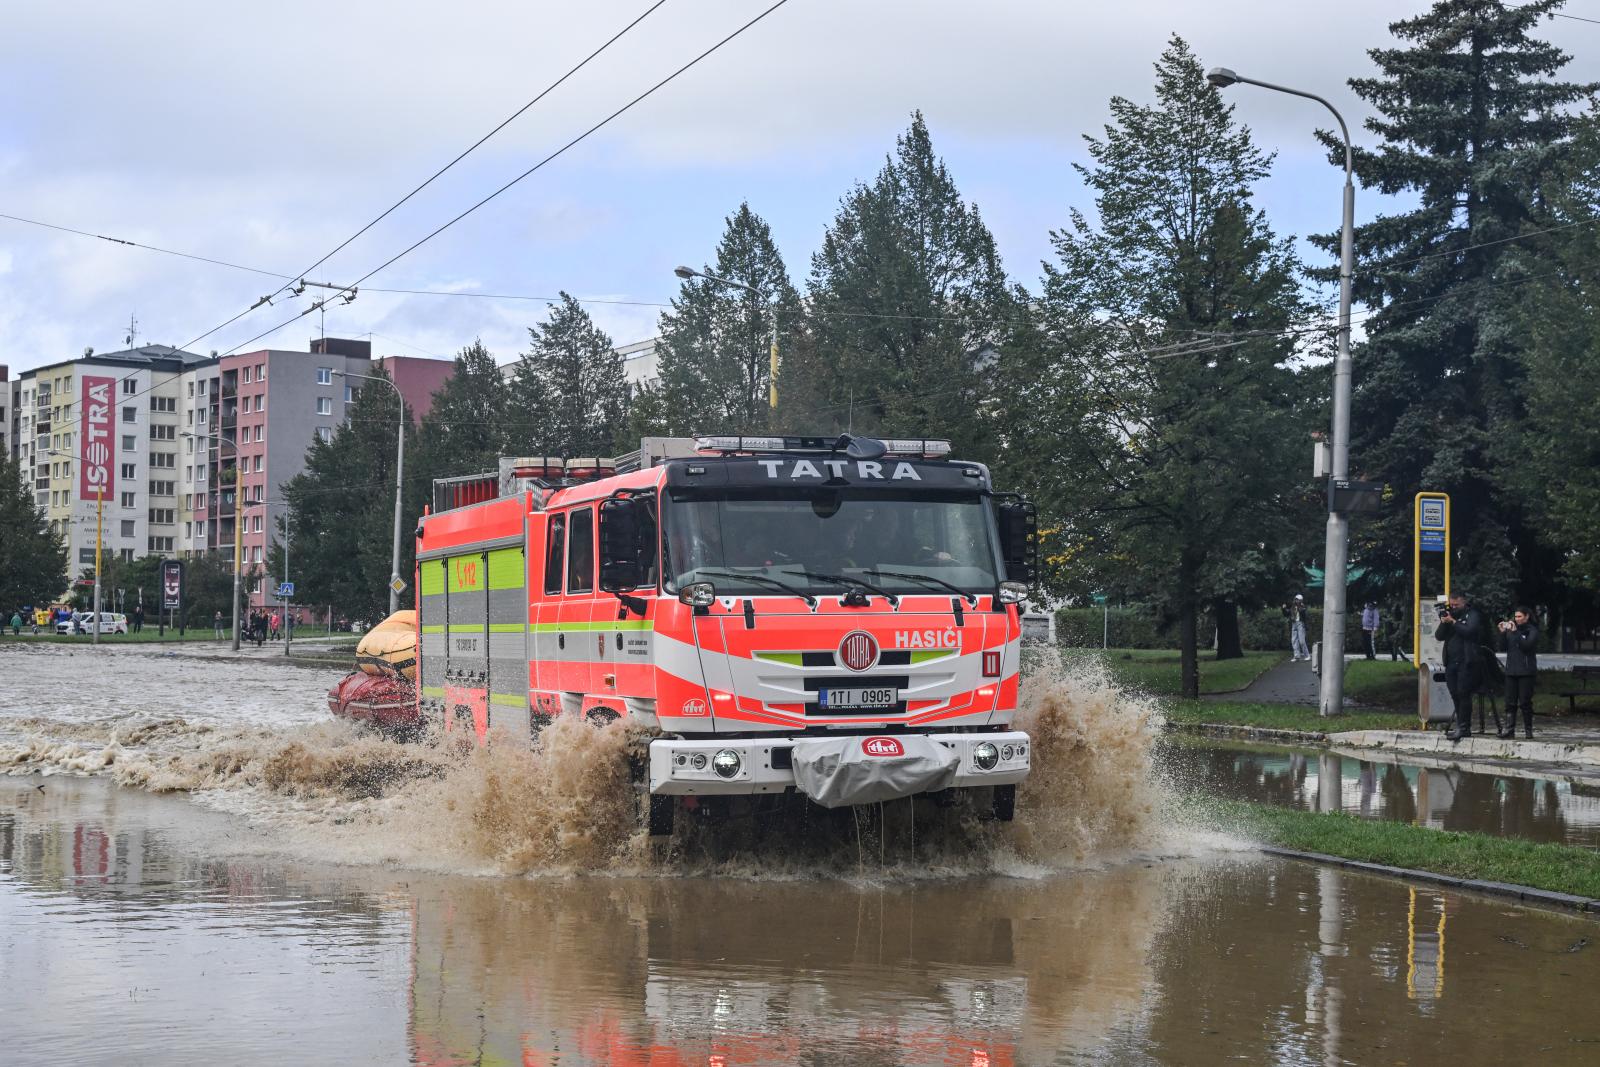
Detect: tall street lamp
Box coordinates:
(334, 370, 407, 615)
(673, 265, 780, 411)
(1207, 66, 1356, 717)
(184, 431, 244, 651)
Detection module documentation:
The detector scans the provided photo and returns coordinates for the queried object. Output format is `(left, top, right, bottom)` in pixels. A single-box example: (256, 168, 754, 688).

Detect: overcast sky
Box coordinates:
(3, 0, 1596, 375)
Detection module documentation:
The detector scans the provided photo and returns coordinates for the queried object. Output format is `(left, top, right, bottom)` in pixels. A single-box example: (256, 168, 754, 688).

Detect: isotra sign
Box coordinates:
(838, 630, 879, 672)
(80, 375, 116, 501)
(862, 737, 904, 757)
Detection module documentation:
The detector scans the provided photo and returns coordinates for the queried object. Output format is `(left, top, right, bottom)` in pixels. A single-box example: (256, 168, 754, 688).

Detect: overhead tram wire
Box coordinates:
(0, 212, 292, 279)
(216, 0, 672, 339)
(181, 0, 794, 364)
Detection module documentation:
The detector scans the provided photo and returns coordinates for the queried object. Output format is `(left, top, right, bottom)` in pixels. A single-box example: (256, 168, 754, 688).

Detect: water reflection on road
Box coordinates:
(1164, 737, 1600, 848)
(4, 776, 1600, 1065)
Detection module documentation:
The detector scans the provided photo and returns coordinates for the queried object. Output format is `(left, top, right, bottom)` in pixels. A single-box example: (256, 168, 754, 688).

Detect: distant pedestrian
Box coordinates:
(269, 611, 281, 641)
(1386, 600, 1407, 661)
(1498, 606, 1540, 740)
(213, 610, 224, 640)
(1435, 591, 1485, 742)
(1361, 601, 1380, 660)
(9, 611, 20, 636)
(1283, 594, 1311, 662)
(131, 603, 144, 633)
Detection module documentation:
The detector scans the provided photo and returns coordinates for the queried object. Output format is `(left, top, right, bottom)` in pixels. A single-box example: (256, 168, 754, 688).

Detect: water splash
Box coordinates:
(1, 652, 1176, 878)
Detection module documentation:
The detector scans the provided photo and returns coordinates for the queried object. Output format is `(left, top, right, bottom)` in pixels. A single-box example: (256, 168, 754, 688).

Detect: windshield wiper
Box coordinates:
(692, 569, 818, 607)
(863, 568, 978, 606)
(781, 568, 899, 608)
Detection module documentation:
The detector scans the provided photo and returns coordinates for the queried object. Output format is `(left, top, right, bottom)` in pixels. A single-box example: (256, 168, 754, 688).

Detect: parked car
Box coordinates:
(57, 611, 129, 635)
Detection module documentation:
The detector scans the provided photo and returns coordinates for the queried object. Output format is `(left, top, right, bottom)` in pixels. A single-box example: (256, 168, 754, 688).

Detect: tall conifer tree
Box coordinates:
(1324, 0, 1596, 610)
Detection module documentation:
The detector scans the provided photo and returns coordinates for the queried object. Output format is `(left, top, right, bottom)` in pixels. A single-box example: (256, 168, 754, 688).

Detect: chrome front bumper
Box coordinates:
(648, 731, 1031, 796)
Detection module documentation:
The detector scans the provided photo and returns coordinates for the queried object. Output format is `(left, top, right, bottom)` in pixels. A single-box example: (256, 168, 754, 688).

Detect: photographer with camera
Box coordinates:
(1434, 591, 1485, 742)
(1497, 606, 1540, 739)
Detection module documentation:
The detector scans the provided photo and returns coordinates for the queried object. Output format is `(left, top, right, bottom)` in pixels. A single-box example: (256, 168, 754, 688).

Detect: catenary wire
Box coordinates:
(210, 0, 671, 343)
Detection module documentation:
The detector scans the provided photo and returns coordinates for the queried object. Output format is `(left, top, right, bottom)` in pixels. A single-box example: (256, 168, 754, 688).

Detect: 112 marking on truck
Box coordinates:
(414, 433, 1038, 834)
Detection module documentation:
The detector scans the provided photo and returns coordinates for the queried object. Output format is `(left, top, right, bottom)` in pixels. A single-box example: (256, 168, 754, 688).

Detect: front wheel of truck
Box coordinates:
(647, 794, 675, 837)
(992, 784, 1016, 822)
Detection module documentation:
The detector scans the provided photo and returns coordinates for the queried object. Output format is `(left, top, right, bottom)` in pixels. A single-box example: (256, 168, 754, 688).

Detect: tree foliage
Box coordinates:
(1005, 36, 1314, 692)
(1321, 0, 1597, 614)
(511, 293, 629, 456)
(655, 203, 801, 435)
(0, 451, 69, 611)
(785, 112, 1018, 456)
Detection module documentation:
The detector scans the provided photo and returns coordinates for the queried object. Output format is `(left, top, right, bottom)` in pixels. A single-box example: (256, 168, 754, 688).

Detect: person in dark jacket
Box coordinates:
(1434, 592, 1485, 742)
(1498, 606, 1540, 739)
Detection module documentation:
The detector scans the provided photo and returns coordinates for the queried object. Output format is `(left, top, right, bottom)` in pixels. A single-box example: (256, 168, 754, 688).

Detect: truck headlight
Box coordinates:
(690, 753, 708, 770)
(712, 749, 742, 779)
(973, 742, 999, 771)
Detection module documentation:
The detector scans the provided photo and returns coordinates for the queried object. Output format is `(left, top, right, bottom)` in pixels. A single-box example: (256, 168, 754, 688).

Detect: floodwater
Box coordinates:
(4, 644, 1600, 1064)
(6, 775, 1600, 1066)
(1165, 737, 1600, 849)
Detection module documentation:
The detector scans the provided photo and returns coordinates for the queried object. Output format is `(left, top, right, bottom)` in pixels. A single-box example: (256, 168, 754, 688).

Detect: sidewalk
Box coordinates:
(1204, 656, 1355, 707)
(1332, 727, 1600, 774)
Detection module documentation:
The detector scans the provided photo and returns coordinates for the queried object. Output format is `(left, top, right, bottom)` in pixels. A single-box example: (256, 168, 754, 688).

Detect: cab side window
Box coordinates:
(543, 515, 566, 596)
(567, 508, 594, 594)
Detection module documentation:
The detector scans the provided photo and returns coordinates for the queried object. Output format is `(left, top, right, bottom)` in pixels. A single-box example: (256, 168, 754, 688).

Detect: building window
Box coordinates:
(149, 396, 176, 413)
(122, 378, 136, 395)
(150, 424, 175, 441)
(187, 381, 194, 398)
(122, 434, 136, 451)
(184, 521, 192, 538)
(122, 405, 136, 423)
(316, 367, 332, 385)
(148, 537, 175, 553)
(120, 520, 135, 537)
(344, 385, 353, 403)
(150, 452, 175, 469)
(150, 481, 175, 497)
(120, 492, 136, 508)
(252, 515, 262, 533)
(315, 397, 332, 415)
(120, 463, 136, 480)
(241, 367, 251, 384)
(184, 493, 193, 509)
(251, 547, 262, 564)
(316, 426, 332, 443)
(253, 455, 263, 473)
(256, 363, 265, 380)
(148, 508, 175, 525)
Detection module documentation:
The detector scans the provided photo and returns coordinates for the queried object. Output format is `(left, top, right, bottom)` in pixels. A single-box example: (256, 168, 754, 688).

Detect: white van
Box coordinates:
(57, 611, 129, 635)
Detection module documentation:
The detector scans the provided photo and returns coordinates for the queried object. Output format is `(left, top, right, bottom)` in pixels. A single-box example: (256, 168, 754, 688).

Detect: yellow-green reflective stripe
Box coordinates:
(490, 693, 525, 707)
(439, 624, 525, 634)
(527, 620, 654, 632)
(419, 563, 445, 597)
(755, 651, 804, 666)
(447, 554, 485, 593)
(422, 685, 445, 697)
(487, 548, 523, 591)
(421, 624, 446, 634)
(909, 649, 957, 663)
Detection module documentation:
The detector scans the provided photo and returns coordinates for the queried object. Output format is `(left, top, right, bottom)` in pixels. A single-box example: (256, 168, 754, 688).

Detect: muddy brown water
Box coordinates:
(5, 775, 1600, 1066)
(1164, 737, 1600, 849)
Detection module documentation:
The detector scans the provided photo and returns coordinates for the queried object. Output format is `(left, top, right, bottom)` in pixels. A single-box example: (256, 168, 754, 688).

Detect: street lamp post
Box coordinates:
(184, 431, 243, 651)
(334, 370, 406, 615)
(1207, 66, 1356, 717)
(673, 265, 780, 411)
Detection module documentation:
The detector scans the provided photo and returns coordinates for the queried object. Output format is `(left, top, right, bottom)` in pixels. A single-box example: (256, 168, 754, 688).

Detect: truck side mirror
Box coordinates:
(996, 498, 1038, 585)
(599, 496, 643, 592)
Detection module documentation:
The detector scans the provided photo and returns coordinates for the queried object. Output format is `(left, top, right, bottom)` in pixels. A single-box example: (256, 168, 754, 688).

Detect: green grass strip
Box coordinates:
(1164, 700, 1420, 734)
(1201, 797, 1600, 900)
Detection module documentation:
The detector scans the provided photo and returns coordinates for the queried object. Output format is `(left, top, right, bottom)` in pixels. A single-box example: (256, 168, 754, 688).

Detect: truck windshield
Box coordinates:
(663, 488, 1000, 597)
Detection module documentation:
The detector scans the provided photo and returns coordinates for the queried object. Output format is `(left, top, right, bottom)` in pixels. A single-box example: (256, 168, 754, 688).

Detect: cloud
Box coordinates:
(2, 1, 1591, 374)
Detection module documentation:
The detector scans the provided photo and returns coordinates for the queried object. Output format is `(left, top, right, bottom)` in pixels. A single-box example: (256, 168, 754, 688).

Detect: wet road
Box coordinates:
(5, 774, 1600, 1066)
(1164, 737, 1600, 848)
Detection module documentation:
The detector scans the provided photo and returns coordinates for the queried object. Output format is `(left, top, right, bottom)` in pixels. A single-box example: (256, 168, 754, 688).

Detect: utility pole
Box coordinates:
(92, 486, 103, 646)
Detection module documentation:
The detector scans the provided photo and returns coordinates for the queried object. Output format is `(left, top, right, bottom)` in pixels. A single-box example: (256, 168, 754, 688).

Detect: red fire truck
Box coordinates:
(414, 434, 1037, 834)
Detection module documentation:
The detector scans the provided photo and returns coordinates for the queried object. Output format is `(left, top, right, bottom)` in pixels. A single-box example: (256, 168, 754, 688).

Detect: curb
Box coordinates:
(1165, 722, 1330, 743)
(1260, 845, 1600, 915)
(1330, 729, 1600, 768)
